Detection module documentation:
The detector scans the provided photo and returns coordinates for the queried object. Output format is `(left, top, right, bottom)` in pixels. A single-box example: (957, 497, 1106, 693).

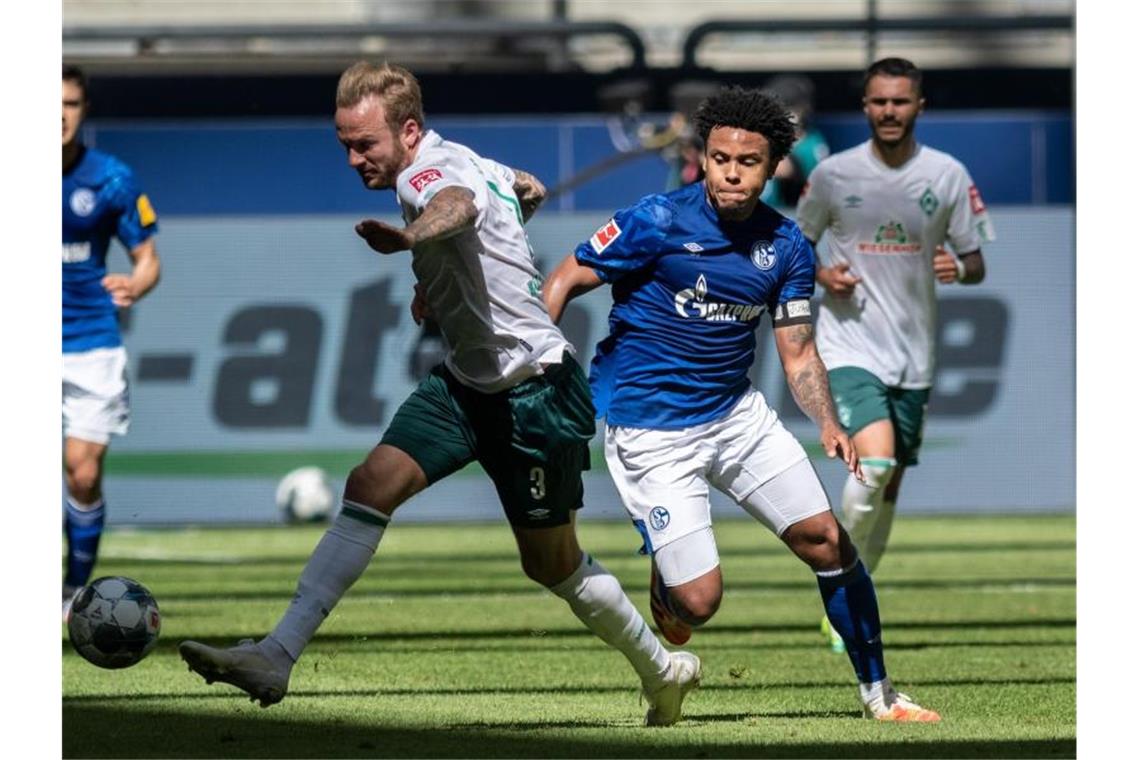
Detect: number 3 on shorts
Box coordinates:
(529, 466, 546, 500)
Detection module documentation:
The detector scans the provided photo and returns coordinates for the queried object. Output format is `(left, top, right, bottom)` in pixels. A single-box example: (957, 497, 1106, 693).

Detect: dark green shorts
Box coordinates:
(828, 366, 930, 467)
(380, 352, 595, 527)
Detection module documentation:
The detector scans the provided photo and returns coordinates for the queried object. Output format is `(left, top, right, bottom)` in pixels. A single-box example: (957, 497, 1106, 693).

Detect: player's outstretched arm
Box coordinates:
(542, 254, 603, 324)
(774, 322, 862, 479)
(510, 169, 546, 223)
(102, 237, 160, 308)
(356, 186, 478, 254)
(933, 246, 986, 285)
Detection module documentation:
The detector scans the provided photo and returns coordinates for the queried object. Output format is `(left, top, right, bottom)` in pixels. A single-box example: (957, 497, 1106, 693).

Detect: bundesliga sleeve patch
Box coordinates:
(136, 194, 157, 226)
(772, 298, 813, 326)
(968, 185, 987, 215)
(589, 218, 622, 254)
(409, 168, 444, 192)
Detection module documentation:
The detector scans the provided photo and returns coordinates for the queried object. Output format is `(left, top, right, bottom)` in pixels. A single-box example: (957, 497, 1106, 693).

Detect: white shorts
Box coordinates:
(63, 346, 131, 445)
(605, 389, 830, 556)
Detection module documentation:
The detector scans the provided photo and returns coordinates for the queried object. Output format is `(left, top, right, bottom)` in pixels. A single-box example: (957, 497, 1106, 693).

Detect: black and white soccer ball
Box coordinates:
(67, 576, 161, 669)
(276, 466, 336, 523)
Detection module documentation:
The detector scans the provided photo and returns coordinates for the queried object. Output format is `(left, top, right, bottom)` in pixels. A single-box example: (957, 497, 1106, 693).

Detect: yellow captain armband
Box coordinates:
(136, 194, 157, 227)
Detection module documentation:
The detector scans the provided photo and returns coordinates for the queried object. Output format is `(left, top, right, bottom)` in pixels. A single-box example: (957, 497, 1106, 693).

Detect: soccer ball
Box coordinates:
(68, 576, 161, 669)
(276, 466, 336, 523)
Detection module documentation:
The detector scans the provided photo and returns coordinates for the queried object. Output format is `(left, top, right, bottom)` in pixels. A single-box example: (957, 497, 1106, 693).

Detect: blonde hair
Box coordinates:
(336, 61, 424, 129)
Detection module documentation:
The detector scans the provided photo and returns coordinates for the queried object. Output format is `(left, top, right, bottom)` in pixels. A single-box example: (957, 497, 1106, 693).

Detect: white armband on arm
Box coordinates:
(772, 298, 813, 327)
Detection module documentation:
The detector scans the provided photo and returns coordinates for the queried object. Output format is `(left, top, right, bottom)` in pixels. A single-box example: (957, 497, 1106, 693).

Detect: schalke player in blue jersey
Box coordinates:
(544, 86, 939, 722)
(62, 64, 161, 617)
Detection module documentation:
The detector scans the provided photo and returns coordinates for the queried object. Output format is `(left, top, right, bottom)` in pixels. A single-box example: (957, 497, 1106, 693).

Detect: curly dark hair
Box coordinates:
(692, 86, 797, 164)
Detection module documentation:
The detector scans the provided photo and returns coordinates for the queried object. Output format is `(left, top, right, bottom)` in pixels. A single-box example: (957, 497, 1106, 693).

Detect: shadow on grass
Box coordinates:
(101, 539, 1076, 569)
(64, 674, 1074, 705)
(106, 616, 1078, 652)
(63, 703, 1076, 758)
(150, 576, 1076, 602)
(101, 635, 1074, 659)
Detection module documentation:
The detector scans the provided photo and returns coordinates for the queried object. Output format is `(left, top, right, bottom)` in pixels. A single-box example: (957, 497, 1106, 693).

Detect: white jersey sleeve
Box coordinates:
(794, 162, 833, 244)
(396, 146, 489, 221)
(945, 161, 996, 253)
(482, 158, 517, 188)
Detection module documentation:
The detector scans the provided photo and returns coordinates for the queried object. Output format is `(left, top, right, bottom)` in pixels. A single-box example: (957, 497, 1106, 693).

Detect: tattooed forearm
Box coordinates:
(406, 186, 478, 246)
(779, 323, 842, 428)
(512, 169, 547, 222)
(789, 360, 840, 427)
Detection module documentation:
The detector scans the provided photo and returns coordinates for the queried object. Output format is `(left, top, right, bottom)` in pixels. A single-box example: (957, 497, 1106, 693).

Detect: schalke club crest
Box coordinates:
(750, 240, 776, 270)
(649, 506, 671, 531)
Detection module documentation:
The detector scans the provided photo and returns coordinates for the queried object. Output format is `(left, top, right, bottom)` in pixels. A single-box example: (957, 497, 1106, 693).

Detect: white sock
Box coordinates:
(267, 499, 389, 661)
(859, 676, 894, 708)
(862, 498, 897, 574)
(841, 457, 896, 573)
(549, 552, 671, 686)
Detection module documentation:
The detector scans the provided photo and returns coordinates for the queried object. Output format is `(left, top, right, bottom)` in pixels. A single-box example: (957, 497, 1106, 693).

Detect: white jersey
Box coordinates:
(396, 130, 570, 393)
(796, 141, 996, 388)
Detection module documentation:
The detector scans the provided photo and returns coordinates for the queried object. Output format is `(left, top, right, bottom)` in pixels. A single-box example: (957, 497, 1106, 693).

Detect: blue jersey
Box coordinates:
(575, 181, 815, 429)
(62, 146, 158, 353)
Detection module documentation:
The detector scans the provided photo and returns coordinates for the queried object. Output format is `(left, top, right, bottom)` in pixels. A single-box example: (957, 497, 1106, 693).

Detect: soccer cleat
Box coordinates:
(863, 687, 941, 722)
(649, 561, 692, 646)
(179, 638, 291, 708)
(644, 650, 702, 726)
(821, 615, 846, 654)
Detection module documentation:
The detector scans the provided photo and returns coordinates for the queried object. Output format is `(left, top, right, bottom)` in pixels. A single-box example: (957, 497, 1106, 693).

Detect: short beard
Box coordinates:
(873, 120, 914, 148)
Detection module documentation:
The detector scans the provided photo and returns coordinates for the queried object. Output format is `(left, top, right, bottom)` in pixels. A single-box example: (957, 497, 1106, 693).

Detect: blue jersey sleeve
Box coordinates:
(106, 168, 158, 251)
(573, 196, 673, 283)
(769, 229, 817, 327)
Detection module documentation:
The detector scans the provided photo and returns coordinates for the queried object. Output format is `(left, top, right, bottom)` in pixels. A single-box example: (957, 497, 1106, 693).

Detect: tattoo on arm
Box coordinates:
(512, 169, 547, 222)
(782, 324, 841, 427)
(406, 186, 478, 246)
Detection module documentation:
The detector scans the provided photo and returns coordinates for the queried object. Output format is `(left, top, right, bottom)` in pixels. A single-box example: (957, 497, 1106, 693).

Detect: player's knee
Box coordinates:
(671, 585, 722, 626)
(860, 458, 898, 498)
(345, 453, 423, 516)
(65, 458, 103, 502)
(519, 552, 570, 587)
(345, 464, 397, 515)
(785, 513, 844, 571)
(654, 527, 722, 623)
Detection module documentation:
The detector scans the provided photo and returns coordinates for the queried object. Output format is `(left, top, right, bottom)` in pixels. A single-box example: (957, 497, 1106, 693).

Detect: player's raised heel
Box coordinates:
(650, 562, 692, 646)
(644, 650, 702, 726)
(179, 638, 291, 708)
(863, 686, 941, 722)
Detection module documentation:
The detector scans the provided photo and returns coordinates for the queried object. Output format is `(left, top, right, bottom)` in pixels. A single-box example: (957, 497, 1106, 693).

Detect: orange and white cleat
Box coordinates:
(649, 561, 692, 646)
(864, 686, 941, 722)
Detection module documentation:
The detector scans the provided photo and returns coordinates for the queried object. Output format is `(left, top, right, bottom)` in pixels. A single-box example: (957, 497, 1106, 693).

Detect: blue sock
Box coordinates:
(817, 558, 887, 684)
(65, 498, 105, 589)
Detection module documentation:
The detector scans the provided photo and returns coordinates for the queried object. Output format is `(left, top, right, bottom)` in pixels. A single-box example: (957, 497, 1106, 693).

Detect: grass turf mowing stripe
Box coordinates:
(105, 438, 964, 478)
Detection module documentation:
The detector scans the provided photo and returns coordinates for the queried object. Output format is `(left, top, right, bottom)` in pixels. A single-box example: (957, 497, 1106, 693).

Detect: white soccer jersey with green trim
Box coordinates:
(796, 141, 996, 389)
(396, 130, 569, 393)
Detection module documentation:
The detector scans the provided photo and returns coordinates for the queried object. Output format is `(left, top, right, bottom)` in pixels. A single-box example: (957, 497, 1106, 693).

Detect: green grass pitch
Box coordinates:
(63, 514, 1075, 758)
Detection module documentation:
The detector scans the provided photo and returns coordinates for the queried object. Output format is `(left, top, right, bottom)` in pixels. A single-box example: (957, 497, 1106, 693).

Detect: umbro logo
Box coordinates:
(527, 508, 550, 520)
(844, 195, 863, 208)
(683, 242, 704, 253)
